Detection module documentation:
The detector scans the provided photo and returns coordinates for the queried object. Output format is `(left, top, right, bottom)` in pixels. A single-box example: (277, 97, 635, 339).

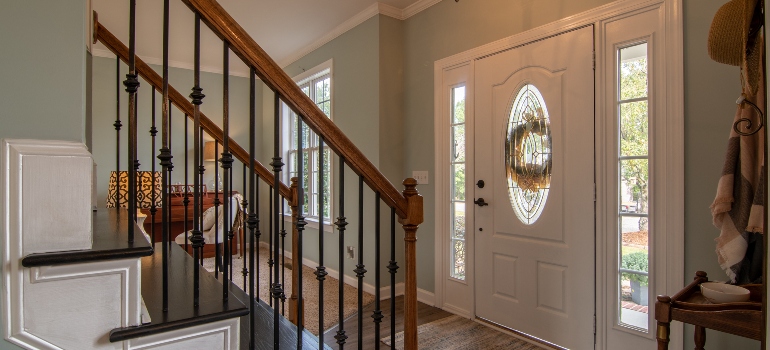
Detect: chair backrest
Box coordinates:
(170, 184, 209, 198)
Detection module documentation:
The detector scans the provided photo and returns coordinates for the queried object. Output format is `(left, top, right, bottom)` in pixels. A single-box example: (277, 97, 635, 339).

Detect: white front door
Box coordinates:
(474, 26, 595, 349)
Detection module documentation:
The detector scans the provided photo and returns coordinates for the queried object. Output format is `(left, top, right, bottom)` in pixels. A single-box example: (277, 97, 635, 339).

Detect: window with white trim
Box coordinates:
(283, 61, 332, 223)
(616, 42, 650, 332)
(450, 85, 466, 280)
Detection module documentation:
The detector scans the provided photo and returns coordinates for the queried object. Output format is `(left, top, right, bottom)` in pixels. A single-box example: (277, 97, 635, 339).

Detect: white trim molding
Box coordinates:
(126, 318, 239, 350)
(279, 0, 442, 68)
(1, 139, 145, 350)
(433, 1, 683, 349)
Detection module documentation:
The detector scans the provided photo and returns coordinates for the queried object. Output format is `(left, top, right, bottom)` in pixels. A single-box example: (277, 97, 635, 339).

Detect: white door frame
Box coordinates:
(433, 0, 683, 349)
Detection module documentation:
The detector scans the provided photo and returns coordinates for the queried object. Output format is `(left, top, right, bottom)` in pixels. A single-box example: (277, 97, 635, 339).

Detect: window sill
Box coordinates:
(282, 215, 334, 233)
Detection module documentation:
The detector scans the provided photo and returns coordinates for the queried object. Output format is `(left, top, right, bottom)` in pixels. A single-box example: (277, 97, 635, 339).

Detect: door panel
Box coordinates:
(474, 26, 595, 349)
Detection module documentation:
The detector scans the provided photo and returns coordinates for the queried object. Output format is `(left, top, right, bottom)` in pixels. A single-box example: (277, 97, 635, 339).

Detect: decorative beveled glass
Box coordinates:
(505, 84, 552, 225)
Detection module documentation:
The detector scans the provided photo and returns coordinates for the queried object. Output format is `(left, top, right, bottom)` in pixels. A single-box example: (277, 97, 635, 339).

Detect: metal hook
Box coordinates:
(733, 94, 765, 136)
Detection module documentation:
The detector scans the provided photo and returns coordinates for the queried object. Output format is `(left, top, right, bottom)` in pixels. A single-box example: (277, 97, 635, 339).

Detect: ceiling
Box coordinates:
(92, 0, 428, 76)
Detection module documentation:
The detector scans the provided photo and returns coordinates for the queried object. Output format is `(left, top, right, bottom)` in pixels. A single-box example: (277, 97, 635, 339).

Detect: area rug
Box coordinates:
(381, 315, 545, 350)
(203, 246, 375, 335)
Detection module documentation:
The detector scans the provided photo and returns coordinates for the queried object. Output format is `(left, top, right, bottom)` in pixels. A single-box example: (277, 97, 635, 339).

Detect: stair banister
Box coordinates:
(180, 0, 410, 219)
(94, 17, 292, 201)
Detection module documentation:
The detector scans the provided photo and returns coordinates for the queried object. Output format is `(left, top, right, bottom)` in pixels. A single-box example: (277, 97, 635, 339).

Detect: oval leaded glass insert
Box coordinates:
(505, 84, 552, 225)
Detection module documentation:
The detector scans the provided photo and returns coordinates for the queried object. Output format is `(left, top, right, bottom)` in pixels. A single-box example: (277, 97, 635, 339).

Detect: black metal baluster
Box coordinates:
(228, 158, 235, 281)
(150, 91, 158, 244)
(270, 90, 284, 349)
(134, 92, 141, 178)
(355, 176, 367, 350)
(221, 41, 233, 301)
(184, 114, 190, 252)
(335, 157, 348, 348)
(281, 194, 287, 316)
(372, 193, 382, 350)
(255, 172, 261, 294)
(189, 12, 206, 307)
(389, 207, 398, 344)
(214, 141, 220, 278)
(157, 0, 172, 312)
(247, 67, 258, 350)
(241, 163, 249, 290)
(198, 127, 206, 266)
(124, 0, 139, 243)
(268, 186, 273, 308)
(297, 117, 306, 348)
(315, 139, 327, 347)
(114, 56, 122, 208)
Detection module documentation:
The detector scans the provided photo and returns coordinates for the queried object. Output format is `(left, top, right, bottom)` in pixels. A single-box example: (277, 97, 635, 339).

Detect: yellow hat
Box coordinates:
(707, 0, 762, 93)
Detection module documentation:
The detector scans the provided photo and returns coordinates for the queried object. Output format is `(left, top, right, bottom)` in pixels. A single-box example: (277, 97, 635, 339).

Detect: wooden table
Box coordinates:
(655, 271, 762, 349)
(140, 191, 241, 258)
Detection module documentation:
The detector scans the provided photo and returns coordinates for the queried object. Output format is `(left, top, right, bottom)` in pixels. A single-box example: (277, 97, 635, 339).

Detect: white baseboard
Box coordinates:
(440, 303, 471, 319)
(416, 288, 435, 306)
(256, 242, 433, 305)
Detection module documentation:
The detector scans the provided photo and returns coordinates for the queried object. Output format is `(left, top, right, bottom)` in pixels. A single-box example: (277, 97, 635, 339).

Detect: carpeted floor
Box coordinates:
(381, 315, 546, 350)
(203, 246, 375, 335)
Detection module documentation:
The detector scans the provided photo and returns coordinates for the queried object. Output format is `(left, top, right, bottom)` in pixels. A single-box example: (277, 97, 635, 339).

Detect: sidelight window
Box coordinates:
(617, 42, 650, 331)
(450, 85, 467, 280)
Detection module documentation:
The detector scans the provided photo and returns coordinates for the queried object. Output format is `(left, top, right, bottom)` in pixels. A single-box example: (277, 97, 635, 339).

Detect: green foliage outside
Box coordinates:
(621, 251, 648, 285)
(619, 57, 649, 216)
(453, 98, 466, 201)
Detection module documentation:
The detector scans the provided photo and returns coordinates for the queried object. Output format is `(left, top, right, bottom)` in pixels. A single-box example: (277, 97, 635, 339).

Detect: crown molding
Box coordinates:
(378, 3, 404, 19)
(279, 0, 442, 68)
(402, 0, 443, 19)
(278, 2, 381, 68)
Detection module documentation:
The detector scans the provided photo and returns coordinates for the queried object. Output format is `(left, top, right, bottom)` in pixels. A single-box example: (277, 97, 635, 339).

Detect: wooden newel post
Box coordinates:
(399, 178, 423, 350)
(288, 177, 304, 326)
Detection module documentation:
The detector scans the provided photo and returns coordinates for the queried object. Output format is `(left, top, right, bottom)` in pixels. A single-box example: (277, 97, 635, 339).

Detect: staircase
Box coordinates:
(1, 1, 422, 349)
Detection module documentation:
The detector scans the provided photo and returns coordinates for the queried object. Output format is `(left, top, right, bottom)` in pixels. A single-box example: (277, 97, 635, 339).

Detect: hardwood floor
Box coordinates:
(322, 295, 453, 350)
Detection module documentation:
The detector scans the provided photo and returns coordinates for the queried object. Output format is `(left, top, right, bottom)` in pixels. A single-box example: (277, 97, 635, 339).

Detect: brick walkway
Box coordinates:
(621, 301, 648, 314)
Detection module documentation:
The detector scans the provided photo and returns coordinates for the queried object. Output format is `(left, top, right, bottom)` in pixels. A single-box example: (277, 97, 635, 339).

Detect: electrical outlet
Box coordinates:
(412, 171, 429, 185)
(347, 246, 355, 259)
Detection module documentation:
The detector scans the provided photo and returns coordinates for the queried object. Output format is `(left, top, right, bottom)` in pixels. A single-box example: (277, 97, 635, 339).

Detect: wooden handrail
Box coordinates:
(180, 0, 409, 219)
(94, 17, 292, 200)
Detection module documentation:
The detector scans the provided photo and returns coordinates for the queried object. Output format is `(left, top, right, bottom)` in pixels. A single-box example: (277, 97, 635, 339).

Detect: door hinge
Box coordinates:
(593, 314, 597, 344)
(592, 51, 596, 70)
(593, 183, 597, 202)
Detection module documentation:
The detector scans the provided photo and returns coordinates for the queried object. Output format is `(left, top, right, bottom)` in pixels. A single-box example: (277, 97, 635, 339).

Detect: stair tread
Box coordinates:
(109, 241, 249, 342)
(22, 209, 154, 267)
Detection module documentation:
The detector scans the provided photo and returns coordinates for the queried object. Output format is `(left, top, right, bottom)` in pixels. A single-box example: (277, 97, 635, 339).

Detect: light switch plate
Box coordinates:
(412, 171, 429, 185)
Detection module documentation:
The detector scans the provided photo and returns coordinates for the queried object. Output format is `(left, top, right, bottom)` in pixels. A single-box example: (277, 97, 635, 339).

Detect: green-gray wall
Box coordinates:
(0, 1, 87, 143)
(0, 1, 87, 349)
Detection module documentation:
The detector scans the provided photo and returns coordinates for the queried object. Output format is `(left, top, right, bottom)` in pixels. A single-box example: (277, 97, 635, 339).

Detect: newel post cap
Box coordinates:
(399, 178, 423, 226)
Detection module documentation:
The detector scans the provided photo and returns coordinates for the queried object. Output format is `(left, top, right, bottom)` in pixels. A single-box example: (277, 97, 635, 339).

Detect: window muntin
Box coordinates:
(450, 85, 466, 280)
(285, 71, 332, 222)
(617, 42, 649, 331)
(505, 84, 552, 225)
